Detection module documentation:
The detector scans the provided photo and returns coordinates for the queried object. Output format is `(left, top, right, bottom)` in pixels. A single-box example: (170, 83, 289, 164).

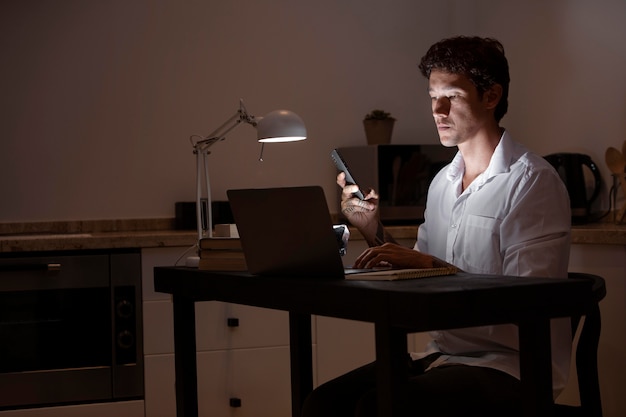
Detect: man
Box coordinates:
(302, 36, 571, 417)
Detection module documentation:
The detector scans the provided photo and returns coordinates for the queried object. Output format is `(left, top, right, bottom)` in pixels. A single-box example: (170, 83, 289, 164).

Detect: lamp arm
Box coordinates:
(205, 112, 241, 142)
(192, 100, 259, 247)
(192, 100, 257, 151)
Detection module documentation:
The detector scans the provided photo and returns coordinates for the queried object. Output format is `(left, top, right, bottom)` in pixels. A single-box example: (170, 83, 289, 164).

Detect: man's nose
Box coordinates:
(432, 98, 450, 116)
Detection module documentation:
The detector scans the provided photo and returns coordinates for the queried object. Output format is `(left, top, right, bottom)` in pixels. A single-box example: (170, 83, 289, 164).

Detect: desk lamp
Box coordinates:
(189, 99, 306, 249)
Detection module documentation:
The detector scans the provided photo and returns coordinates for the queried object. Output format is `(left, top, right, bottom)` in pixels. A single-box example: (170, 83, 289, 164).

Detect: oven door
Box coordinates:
(0, 252, 141, 409)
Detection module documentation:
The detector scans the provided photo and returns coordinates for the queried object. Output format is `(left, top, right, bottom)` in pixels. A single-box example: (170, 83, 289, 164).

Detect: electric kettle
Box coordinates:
(544, 153, 602, 224)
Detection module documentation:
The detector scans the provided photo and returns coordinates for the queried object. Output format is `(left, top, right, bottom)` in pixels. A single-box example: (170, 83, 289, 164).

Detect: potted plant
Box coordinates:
(363, 109, 395, 145)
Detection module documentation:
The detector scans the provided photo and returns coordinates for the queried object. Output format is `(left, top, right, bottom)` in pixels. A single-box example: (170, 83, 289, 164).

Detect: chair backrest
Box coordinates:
(554, 272, 606, 417)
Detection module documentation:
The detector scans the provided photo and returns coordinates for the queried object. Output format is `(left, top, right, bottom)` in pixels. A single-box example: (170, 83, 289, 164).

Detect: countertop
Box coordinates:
(1, 218, 625, 253)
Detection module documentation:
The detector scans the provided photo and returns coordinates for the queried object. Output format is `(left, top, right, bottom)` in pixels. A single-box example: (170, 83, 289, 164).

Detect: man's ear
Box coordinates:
(484, 84, 503, 110)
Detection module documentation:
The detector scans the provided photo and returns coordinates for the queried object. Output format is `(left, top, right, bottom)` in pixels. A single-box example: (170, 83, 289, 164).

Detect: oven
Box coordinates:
(0, 249, 143, 410)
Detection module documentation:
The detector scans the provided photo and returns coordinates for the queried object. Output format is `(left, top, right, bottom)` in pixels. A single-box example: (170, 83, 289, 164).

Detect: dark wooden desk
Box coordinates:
(154, 268, 602, 417)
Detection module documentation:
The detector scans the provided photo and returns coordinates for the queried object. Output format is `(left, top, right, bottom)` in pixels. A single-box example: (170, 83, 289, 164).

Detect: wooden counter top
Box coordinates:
(1, 219, 625, 253)
(569, 222, 626, 245)
(0, 230, 198, 253)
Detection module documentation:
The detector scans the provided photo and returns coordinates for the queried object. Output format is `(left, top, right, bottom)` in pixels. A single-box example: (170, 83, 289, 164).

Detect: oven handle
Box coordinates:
(0, 263, 61, 272)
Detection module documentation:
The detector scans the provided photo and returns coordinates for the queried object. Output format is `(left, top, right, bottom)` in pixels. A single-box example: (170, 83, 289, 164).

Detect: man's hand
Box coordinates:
(354, 242, 445, 269)
(337, 172, 378, 232)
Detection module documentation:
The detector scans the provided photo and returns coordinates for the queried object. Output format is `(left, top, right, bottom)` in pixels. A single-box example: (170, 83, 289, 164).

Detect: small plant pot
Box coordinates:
(363, 118, 395, 145)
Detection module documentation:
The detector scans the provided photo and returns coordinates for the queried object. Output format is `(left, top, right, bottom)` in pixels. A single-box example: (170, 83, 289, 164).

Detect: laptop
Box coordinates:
(227, 186, 356, 279)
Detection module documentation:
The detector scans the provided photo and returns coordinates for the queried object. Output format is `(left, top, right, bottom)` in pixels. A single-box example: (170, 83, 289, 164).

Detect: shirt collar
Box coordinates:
(483, 129, 514, 178)
(446, 129, 514, 185)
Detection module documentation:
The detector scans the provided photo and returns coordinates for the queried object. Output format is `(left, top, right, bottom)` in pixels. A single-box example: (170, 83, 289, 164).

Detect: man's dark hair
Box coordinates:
(419, 36, 510, 122)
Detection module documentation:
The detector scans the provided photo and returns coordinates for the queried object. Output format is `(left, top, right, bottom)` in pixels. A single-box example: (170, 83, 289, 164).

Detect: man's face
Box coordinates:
(427, 70, 494, 147)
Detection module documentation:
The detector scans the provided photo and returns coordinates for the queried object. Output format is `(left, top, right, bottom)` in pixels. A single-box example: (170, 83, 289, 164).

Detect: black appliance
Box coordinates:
(544, 153, 602, 224)
(0, 250, 143, 410)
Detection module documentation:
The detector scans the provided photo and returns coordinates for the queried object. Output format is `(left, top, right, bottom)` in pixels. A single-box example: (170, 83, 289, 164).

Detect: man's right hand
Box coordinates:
(337, 172, 379, 236)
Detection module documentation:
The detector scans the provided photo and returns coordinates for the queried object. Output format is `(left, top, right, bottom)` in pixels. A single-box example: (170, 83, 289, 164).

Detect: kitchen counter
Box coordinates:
(0, 218, 195, 253)
(0, 230, 198, 253)
(347, 222, 626, 245)
(1, 218, 625, 253)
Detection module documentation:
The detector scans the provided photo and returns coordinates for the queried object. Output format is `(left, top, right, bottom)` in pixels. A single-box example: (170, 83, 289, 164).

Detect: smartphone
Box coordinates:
(331, 149, 365, 200)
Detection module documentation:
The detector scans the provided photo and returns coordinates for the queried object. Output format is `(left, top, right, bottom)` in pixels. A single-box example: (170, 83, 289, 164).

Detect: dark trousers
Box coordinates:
(301, 355, 522, 417)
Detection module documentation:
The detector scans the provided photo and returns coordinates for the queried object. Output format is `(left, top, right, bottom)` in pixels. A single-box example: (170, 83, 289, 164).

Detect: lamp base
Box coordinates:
(185, 256, 200, 268)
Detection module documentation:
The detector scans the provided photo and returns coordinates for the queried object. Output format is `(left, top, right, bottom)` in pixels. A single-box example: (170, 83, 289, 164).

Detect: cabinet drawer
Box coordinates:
(198, 347, 291, 417)
(145, 347, 291, 417)
(196, 302, 289, 351)
(143, 300, 289, 354)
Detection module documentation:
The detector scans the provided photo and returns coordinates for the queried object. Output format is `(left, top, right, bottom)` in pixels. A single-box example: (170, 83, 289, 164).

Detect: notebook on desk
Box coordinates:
(226, 186, 456, 280)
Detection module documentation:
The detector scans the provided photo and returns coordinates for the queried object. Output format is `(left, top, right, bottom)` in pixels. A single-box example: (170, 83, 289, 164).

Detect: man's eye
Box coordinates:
(430, 95, 457, 101)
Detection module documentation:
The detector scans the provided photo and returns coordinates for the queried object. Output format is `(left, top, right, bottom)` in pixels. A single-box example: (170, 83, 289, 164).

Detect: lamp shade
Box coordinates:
(256, 110, 307, 142)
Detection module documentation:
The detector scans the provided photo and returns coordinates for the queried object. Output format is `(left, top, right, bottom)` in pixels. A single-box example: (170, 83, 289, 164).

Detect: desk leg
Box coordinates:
(375, 323, 407, 417)
(289, 312, 313, 417)
(172, 294, 198, 417)
(518, 318, 553, 417)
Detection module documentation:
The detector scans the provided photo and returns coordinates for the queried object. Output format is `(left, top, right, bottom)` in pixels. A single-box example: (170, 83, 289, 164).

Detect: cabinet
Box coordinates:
(142, 247, 292, 417)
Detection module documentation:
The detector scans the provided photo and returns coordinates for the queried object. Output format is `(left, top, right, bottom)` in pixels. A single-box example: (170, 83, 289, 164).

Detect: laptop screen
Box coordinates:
(227, 186, 346, 278)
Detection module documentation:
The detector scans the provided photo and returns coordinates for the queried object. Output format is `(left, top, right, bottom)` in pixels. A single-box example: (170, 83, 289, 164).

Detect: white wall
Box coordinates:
(2, 0, 625, 222)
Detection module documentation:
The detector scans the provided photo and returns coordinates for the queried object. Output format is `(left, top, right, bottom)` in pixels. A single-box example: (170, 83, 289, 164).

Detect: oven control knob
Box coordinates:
(116, 299, 134, 318)
(117, 330, 135, 349)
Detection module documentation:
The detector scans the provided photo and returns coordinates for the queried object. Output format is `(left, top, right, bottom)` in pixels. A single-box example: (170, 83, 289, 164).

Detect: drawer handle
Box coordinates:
(0, 263, 61, 272)
(47, 263, 61, 271)
(227, 317, 239, 327)
(229, 397, 242, 408)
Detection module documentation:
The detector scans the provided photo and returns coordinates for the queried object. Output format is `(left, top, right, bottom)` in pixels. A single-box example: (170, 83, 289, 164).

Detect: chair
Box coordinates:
(553, 272, 606, 417)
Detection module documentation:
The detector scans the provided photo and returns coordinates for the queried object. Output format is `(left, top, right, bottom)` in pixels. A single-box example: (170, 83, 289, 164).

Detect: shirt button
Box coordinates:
(451, 224, 457, 228)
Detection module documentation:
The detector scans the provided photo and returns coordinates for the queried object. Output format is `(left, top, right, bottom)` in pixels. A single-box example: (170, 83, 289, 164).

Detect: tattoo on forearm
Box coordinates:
(369, 221, 397, 247)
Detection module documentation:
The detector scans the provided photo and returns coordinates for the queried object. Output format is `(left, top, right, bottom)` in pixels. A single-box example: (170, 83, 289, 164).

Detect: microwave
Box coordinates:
(336, 144, 457, 224)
